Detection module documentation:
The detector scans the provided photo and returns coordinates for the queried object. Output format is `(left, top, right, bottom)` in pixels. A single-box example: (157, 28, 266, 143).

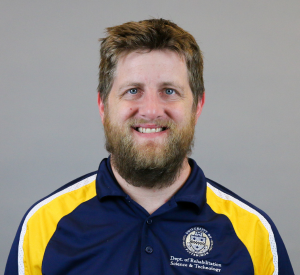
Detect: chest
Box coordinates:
(42, 198, 254, 275)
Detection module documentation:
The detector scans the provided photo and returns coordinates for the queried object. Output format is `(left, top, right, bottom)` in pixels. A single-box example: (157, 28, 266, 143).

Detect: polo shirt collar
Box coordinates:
(173, 158, 207, 210)
(96, 157, 127, 199)
(96, 157, 207, 210)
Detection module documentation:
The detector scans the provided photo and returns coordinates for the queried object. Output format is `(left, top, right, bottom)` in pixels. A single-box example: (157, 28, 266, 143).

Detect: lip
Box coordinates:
(131, 126, 169, 138)
(131, 122, 169, 133)
(133, 124, 166, 129)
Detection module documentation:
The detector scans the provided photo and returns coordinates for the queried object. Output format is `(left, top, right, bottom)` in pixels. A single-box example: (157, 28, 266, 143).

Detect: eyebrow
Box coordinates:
(160, 82, 184, 91)
(118, 82, 144, 92)
(117, 81, 185, 92)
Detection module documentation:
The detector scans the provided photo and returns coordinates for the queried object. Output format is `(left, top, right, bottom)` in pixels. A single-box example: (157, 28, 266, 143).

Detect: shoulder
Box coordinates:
(24, 171, 98, 226)
(205, 178, 276, 248)
(206, 177, 271, 220)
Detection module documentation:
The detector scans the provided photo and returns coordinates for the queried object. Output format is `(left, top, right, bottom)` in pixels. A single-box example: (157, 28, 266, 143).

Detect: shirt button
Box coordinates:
(146, 219, 152, 225)
(145, 246, 153, 254)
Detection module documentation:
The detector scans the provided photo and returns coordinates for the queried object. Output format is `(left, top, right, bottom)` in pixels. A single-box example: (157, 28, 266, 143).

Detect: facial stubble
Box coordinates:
(104, 112, 195, 189)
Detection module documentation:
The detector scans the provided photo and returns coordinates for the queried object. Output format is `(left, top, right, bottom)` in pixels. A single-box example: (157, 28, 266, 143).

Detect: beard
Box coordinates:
(103, 112, 196, 189)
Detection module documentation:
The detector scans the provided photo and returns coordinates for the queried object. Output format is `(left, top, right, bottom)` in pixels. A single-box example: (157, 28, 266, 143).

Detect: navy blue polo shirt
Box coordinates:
(5, 158, 294, 274)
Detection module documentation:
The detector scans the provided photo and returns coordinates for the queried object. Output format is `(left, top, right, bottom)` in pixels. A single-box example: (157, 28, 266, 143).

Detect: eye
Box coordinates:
(128, 88, 138, 94)
(165, 89, 175, 95)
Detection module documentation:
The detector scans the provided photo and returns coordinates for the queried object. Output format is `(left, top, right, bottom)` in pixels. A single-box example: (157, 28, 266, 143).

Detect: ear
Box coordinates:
(97, 92, 105, 124)
(195, 92, 205, 124)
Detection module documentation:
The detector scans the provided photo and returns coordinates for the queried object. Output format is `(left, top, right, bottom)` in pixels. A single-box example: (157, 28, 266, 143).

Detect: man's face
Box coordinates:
(98, 50, 204, 188)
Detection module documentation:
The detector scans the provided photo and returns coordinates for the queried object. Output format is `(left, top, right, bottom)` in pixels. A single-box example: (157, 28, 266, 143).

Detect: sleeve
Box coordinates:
(5, 173, 97, 275)
(206, 180, 295, 274)
(270, 220, 295, 275)
(5, 215, 26, 275)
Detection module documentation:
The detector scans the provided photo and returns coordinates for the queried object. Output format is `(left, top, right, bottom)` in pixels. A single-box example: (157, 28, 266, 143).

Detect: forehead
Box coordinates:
(118, 49, 186, 66)
(114, 49, 189, 84)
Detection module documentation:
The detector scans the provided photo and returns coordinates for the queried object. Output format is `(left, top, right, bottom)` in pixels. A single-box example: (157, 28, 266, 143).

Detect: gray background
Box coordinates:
(1, 0, 299, 273)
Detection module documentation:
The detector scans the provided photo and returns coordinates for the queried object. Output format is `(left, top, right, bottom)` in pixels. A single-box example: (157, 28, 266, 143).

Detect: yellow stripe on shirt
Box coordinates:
(206, 183, 277, 275)
(19, 175, 97, 275)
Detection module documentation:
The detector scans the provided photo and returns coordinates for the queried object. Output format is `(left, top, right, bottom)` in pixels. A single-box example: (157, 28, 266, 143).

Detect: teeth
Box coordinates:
(137, 127, 163, 133)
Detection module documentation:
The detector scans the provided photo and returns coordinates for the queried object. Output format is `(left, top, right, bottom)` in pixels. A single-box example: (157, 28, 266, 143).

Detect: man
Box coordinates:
(5, 19, 294, 274)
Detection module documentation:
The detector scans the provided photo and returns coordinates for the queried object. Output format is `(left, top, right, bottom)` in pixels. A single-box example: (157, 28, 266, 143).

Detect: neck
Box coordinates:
(111, 157, 191, 215)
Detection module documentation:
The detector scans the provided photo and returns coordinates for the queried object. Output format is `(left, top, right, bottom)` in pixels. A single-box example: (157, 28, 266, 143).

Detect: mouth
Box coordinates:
(132, 126, 168, 133)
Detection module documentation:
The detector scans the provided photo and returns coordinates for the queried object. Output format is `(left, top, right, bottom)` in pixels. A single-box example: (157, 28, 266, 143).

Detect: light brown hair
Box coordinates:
(98, 18, 204, 108)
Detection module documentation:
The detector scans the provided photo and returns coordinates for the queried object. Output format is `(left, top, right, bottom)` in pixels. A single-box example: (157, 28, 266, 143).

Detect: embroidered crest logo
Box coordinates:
(183, 227, 213, 257)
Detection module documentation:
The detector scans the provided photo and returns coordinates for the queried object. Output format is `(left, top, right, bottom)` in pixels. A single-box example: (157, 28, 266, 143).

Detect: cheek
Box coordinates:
(116, 104, 137, 121)
(107, 94, 136, 121)
(167, 106, 189, 123)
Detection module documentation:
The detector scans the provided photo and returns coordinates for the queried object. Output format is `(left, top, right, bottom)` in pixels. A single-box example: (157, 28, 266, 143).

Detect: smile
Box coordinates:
(133, 127, 168, 133)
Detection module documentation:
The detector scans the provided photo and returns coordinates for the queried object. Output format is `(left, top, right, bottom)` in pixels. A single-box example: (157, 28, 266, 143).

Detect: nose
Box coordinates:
(138, 90, 165, 120)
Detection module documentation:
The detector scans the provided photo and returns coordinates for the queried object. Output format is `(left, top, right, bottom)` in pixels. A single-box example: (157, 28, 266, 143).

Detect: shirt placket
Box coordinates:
(139, 198, 178, 275)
